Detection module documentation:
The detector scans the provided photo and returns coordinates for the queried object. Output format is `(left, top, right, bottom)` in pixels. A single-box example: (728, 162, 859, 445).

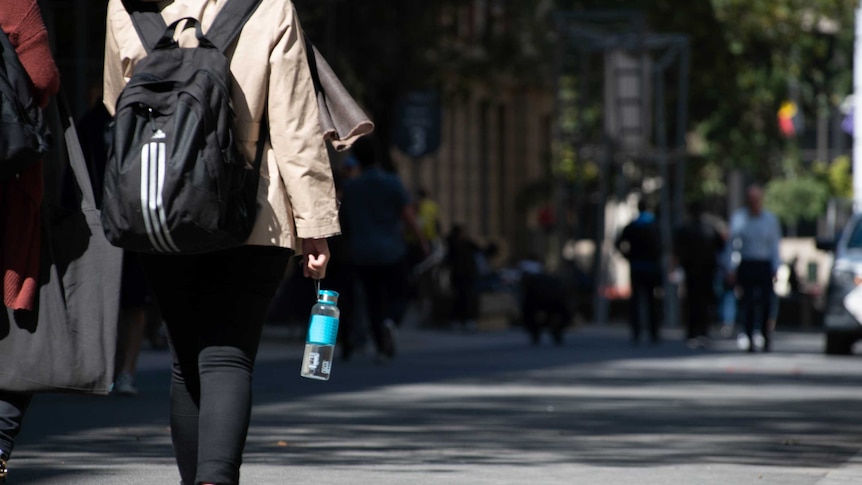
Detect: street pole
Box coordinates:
(853, 1, 862, 212)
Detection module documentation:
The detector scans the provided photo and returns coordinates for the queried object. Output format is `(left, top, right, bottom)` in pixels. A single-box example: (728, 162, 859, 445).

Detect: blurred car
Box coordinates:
(818, 213, 862, 355)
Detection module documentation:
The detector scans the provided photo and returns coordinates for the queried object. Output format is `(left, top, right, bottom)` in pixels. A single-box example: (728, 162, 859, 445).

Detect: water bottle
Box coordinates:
(301, 289, 340, 380)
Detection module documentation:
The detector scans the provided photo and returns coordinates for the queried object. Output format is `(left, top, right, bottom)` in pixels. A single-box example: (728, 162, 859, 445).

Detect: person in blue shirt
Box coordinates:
(340, 138, 427, 362)
(615, 200, 663, 345)
(726, 185, 782, 352)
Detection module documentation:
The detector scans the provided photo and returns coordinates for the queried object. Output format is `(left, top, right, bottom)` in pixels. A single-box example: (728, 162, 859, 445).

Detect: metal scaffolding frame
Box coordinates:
(552, 10, 690, 327)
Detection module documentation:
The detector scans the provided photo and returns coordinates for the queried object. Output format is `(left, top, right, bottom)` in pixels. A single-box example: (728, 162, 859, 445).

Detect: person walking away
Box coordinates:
(615, 200, 662, 345)
(446, 225, 480, 332)
(114, 252, 152, 396)
(673, 201, 726, 348)
(409, 188, 442, 325)
(517, 255, 570, 345)
(415, 188, 441, 250)
(75, 90, 152, 396)
(104, 1, 344, 484)
(0, 1, 61, 481)
(327, 156, 360, 361)
(340, 137, 427, 361)
(726, 185, 782, 352)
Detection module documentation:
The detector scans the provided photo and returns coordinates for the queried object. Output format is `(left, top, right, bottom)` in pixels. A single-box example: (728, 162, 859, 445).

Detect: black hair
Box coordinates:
(637, 200, 650, 213)
(350, 136, 377, 170)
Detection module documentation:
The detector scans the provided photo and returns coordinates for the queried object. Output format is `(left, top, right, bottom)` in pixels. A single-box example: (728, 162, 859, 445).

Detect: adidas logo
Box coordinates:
(151, 129, 167, 140)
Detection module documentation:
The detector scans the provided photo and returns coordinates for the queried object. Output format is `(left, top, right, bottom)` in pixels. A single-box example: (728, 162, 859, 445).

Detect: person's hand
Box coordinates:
(302, 238, 330, 280)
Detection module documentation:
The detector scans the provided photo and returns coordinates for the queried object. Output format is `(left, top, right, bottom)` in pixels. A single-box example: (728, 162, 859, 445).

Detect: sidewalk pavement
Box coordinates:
(9, 322, 862, 485)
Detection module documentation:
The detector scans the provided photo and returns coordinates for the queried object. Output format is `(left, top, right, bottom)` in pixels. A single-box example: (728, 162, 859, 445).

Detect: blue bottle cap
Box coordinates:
(318, 290, 339, 304)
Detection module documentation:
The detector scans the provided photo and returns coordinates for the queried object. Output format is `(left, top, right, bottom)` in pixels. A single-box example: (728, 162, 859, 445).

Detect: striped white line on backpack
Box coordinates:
(140, 142, 180, 253)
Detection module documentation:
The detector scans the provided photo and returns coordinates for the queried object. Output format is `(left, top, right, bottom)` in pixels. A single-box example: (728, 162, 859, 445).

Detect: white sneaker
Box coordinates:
(736, 333, 750, 351)
(753, 332, 765, 350)
(114, 372, 139, 396)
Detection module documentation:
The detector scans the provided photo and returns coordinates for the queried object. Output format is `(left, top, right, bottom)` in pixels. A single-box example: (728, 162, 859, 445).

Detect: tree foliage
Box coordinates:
(555, 0, 855, 181)
(295, 0, 856, 188)
(765, 177, 831, 227)
(705, 0, 854, 178)
(293, 0, 552, 168)
(813, 155, 854, 200)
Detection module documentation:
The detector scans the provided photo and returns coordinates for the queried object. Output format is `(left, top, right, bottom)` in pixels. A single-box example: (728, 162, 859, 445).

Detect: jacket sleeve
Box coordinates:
(267, 3, 340, 239)
(102, 0, 125, 116)
(14, 2, 60, 108)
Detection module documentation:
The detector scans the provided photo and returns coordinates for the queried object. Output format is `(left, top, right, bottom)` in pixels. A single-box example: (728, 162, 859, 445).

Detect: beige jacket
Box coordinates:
(103, 0, 341, 250)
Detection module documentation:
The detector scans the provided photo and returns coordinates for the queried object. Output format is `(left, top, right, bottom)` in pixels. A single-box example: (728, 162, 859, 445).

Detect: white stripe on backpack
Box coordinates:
(140, 142, 179, 253)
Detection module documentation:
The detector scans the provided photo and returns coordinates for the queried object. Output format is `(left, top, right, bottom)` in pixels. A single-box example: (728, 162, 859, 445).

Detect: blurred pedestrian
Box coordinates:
(446, 225, 480, 332)
(517, 255, 570, 346)
(726, 185, 782, 352)
(328, 156, 360, 361)
(615, 200, 662, 345)
(415, 188, 441, 249)
(407, 188, 446, 327)
(0, 1, 61, 481)
(340, 137, 427, 362)
(673, 201, 726, 348)
(104, 1, 342, 484)
(113, 253, 152, 396)
(75, 88, 152, 397)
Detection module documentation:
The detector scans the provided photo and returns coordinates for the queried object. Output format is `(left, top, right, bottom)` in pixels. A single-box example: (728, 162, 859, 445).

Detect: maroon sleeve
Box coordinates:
(6, 1, 61, 107)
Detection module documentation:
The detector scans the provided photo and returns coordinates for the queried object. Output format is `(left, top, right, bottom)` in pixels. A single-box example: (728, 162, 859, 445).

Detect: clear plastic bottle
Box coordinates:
(300, 290, 340, 380)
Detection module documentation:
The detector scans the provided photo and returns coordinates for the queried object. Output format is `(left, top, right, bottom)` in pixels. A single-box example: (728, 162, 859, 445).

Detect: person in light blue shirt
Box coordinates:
(726, 185, 782, 352)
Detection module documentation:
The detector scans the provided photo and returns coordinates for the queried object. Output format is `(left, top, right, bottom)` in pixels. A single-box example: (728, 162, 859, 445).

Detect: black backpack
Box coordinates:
(102, 0, 265, 254)
(0, 29, 49, 180)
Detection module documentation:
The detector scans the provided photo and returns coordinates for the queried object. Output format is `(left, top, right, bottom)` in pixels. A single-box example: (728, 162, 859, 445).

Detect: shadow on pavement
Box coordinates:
(12, 326, 862, 481)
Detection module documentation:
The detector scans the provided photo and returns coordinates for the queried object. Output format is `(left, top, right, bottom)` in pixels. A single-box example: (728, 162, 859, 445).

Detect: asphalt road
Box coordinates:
(7, 324, 862, 484)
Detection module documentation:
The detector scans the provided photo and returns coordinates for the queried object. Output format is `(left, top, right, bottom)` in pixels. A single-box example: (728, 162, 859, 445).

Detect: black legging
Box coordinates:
(737, 260, 774, 351)
(0, 391, 31, 457)
(629, 269, 661, 343)
(683, 265, 716, 340)
(142, 246, 292, 485)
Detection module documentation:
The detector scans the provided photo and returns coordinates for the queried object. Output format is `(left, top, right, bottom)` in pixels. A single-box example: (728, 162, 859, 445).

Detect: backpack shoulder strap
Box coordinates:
(0, 29, 35, 100)
(206, 0, 264, 54)
(120, 0, 166, 54)
(0, 28, 18, 77)
(121, 0, 262, 54)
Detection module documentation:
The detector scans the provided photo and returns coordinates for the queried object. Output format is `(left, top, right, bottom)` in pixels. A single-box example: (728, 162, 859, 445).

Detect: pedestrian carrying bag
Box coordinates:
(102, 0, 265, 254)
(0, 28, 49, 180)
(0, 95, 122, 394)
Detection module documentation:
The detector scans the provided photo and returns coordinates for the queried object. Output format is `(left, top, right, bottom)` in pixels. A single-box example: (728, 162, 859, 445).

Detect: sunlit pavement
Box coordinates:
(9, 323, 862, 484)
